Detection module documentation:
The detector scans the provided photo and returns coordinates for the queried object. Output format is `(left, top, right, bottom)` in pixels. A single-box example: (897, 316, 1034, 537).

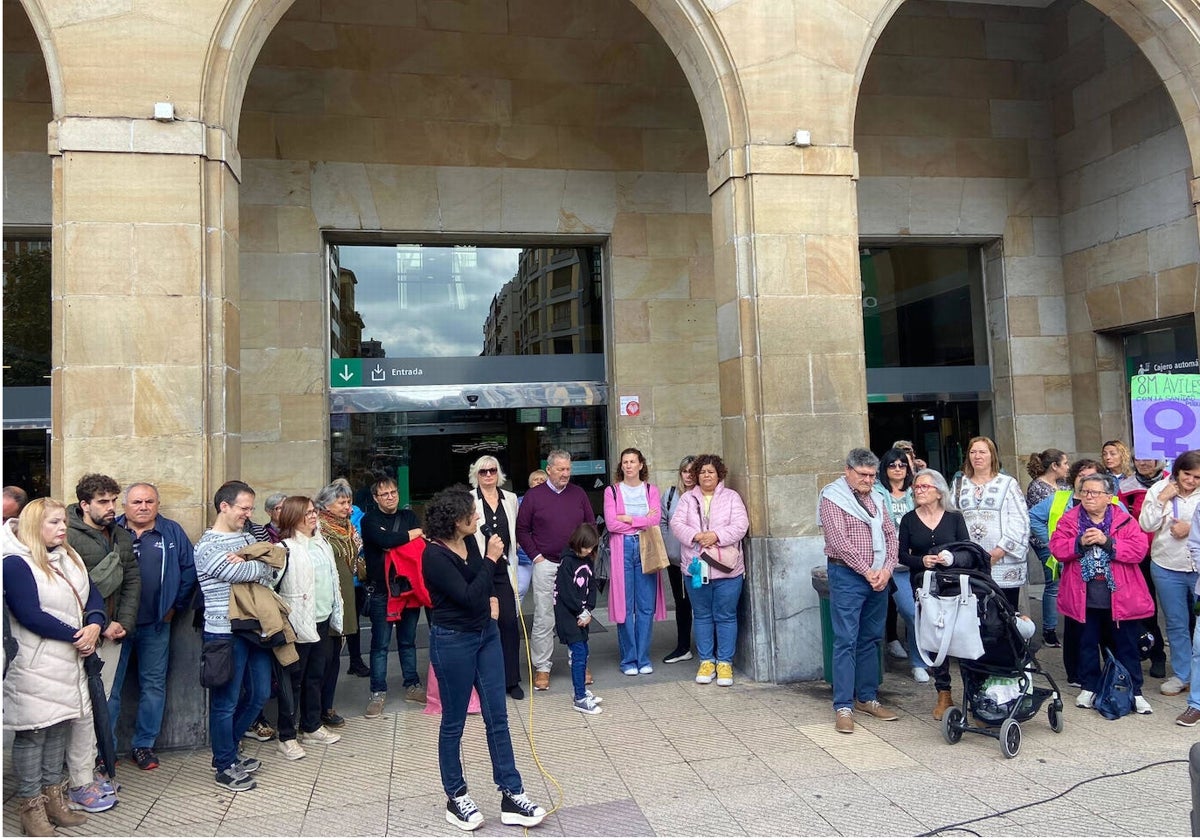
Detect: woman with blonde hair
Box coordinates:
(1101, 440, 1134, 495)
(469, 456, 524, 699)
(3, 499, 106, 835)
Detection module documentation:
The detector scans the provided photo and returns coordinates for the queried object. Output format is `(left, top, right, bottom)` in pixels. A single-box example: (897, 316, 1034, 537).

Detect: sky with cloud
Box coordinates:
(337, 245, 521, 359)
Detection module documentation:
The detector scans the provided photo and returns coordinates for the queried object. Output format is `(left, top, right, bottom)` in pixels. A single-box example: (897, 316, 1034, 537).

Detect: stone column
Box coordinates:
(50, 118, 242, 748)
(709, 146, 869, 682)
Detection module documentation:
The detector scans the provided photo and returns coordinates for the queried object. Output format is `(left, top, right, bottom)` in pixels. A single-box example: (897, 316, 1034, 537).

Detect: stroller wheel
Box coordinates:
(942, 706, 964, 745)
(1048, 701, 1064, 733)
(999, 719, 1021, 758)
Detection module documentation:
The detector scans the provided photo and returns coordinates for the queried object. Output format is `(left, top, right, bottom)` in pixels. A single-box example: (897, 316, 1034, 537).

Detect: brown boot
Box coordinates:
(933, 690, 954, 721)
(18, 795, 55, 837)
(41, 783, 86, 828)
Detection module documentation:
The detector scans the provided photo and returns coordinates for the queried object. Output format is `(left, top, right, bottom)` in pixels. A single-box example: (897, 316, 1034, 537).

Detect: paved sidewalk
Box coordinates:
(4, 617, 1196, 836)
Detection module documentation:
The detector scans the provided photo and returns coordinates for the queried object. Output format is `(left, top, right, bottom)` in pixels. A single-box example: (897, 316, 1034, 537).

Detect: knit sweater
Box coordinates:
(195, 530, 275, 634)
(516, 482, 594, 564)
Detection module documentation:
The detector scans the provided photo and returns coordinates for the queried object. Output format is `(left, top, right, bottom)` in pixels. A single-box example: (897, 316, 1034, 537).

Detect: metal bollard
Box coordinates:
(1190, 741, 1200, 836)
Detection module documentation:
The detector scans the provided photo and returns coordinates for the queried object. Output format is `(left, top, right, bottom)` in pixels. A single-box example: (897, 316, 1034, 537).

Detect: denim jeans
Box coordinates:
(1150, 564, 1197, 683)
(321, 633, 343, 711)
(367, 591, 420, 693)
(890, 567, 923, 668)
(109, 620, 172, 750)
(617, 535, 657, 670)
(690, 574, 743, 664)
(568, 640, 589, 701)
(429, 621, 523, 797)
(1039, 552, 1060, 631)
(204, 632, 272, 771)
(1184, 622, 1200, 712)
(827, 562, 888, 710)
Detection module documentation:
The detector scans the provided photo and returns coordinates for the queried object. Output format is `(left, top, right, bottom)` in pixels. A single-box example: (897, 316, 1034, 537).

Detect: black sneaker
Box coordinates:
(321, 709, 346, 728)
(131, 747, 159, 770)
(1042, 629, 1061, 648)
(214, 764, 256, 792)
(500, 789, 546, 827)
(507, 684, 524, 700)
(663, 647, 694, 664)
(1151, 658, 1167, 679)
(446, 788, 483, 831)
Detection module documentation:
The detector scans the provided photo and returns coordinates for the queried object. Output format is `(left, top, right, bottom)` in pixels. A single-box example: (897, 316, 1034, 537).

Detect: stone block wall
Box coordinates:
(856, 0, 1199, 467)
(237, 0, 717, 498)
(856, 0, 1072, 468)
(1047, 0, 1200, 448)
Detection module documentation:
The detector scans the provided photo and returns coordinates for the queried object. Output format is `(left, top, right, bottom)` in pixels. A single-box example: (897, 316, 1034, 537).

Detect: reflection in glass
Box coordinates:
(3, 240, 51, 387)
(860, 246, 986, 368)
(330, 244, 603, 360)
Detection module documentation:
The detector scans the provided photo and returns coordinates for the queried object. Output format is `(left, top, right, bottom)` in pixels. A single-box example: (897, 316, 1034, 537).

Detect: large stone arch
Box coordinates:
(14, 0, 62, 116)
(201, 0, 747, 163)
(854, 0, 1200, 171)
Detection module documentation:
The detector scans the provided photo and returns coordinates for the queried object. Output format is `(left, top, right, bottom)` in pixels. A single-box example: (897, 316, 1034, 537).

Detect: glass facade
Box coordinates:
(3, 237, 52, 497)
(328, 241, 609, 503)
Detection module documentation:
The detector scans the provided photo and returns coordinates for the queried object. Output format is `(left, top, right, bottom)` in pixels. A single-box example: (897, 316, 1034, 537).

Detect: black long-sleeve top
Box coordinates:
(897, 508, 970, 595)
(361, 507, 421, 588)
(422, 539, 496, 633)
(554, 550, 597, 645)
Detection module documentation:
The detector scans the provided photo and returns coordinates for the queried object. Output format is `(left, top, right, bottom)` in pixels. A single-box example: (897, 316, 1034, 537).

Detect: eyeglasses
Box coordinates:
(304, 509, 318, 516)
(234, 504, 254, 514)
(912, 484, 937, 492)
(373, 490, 398, 498)
(477, 467, 498, 475)
(1079, 489, 1107, 498)
(852, 469, 877, 480)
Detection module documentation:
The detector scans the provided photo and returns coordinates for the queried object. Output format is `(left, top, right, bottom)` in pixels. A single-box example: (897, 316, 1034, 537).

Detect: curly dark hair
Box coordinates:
(424, 485, 477, 541)
(75, 473, 120, 504)
(688, 454, 727, 484)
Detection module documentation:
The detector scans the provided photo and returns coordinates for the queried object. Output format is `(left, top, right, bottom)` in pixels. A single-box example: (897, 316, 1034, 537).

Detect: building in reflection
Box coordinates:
(483, 247, 602, 357)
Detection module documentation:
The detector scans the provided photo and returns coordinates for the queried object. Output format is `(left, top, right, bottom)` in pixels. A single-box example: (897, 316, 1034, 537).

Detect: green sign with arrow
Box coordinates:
(330, 359, 362, 388)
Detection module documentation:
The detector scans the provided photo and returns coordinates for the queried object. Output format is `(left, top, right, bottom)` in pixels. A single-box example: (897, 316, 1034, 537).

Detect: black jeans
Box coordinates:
(277, 620, 330, 740)
(495, 574, 521, 690)
(665, 564, 692, 652)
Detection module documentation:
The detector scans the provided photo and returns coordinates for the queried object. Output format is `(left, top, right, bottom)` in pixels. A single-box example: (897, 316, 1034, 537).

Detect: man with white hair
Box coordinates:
(112, 482, 197, 771)
(819, 448, 900, 734)
(516, 451, 594, 691)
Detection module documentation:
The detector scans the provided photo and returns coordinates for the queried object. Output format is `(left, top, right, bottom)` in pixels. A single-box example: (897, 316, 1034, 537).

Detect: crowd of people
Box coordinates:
(822, 436, 1200, 735)
(5, 435, 1200, 832)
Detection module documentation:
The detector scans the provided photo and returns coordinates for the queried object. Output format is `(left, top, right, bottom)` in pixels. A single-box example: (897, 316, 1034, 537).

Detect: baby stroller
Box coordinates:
(918, 541, 1064, 758)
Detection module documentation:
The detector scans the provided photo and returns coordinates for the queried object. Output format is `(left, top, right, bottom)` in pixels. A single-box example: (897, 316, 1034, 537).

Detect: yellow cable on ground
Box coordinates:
(514, 586, 565, 827)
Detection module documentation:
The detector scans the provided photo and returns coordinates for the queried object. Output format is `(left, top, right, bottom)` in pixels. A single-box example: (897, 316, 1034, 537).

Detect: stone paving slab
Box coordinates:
(4, 615, 1198, 836)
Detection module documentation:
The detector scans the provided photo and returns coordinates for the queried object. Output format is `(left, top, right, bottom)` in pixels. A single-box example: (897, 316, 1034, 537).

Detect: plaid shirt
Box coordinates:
(820, 491, 898, 576)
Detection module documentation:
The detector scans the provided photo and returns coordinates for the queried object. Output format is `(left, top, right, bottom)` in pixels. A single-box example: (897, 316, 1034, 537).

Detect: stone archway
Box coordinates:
(855, 0, 1200, 171)
(14, 0, 62, 116)
(202, 0, 747, 162)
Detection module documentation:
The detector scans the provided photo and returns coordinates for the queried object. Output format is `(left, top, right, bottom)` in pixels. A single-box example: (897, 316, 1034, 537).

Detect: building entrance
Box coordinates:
(868, 400, 984, 478)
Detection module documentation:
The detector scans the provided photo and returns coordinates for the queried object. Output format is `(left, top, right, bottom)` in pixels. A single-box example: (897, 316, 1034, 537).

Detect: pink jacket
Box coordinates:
(668, 483, 749, 580)
(1050, 504, 1152, 624)
(603, 483, 667, 624)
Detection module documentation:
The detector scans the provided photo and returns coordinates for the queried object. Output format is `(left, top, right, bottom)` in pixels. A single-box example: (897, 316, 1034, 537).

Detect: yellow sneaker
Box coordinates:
(716, 662, 734, 687)
(695, 660, 717, 684)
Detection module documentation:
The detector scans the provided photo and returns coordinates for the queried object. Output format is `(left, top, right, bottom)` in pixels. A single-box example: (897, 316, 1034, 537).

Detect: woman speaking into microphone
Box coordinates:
(422, 485, 546, 832)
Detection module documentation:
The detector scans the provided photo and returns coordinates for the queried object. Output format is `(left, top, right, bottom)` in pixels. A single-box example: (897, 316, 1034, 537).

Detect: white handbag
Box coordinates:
(915, 571, 985, 667)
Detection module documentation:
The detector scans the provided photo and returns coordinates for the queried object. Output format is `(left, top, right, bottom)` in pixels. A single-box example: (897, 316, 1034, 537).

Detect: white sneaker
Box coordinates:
(1076, 689, 1095, 709)
(912, 667, 930, 684)
(302, 725, 341, 745)
(622, 667, 638, 676)
(277, 739, 306, 760)
(638, 665, 653, 675)
(584, 689, 603, 704)
(1134, 695, 1153, 715)
(887, 640, 907, 660)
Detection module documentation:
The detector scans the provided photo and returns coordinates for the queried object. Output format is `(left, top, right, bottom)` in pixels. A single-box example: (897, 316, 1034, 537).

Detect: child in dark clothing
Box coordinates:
(554, 523, 603, 715)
